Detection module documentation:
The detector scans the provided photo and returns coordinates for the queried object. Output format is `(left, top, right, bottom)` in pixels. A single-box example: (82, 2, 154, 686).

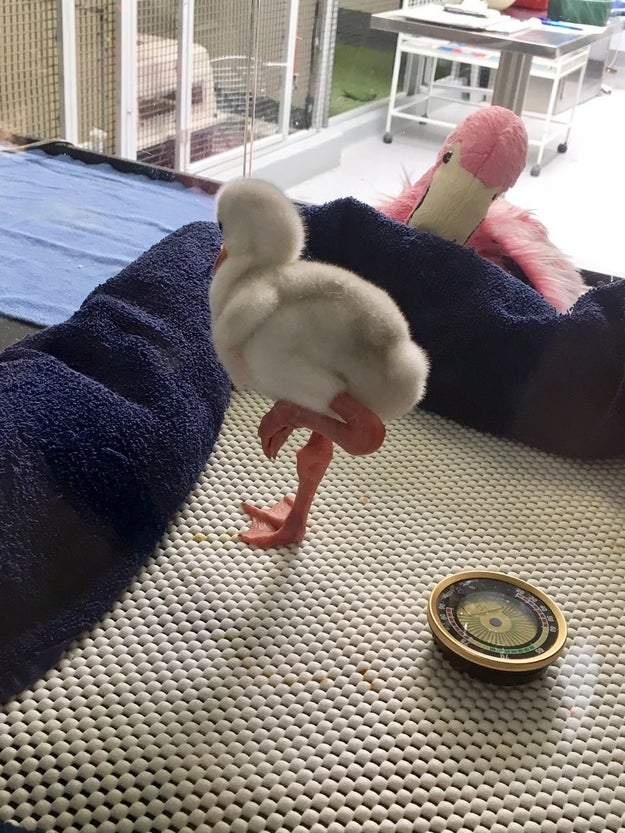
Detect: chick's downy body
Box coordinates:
(211, 256, 427, 423)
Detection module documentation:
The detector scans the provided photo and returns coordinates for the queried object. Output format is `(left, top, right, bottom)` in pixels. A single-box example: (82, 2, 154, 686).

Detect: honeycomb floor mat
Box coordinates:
(1, 390, 625, 832)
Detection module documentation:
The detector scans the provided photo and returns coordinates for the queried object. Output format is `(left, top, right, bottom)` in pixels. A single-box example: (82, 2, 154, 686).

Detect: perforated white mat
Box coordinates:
(2, 390, 625, 833)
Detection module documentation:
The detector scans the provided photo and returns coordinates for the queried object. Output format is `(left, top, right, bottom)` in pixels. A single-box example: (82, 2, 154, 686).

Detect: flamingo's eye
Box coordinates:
(442, 151, 452, 164)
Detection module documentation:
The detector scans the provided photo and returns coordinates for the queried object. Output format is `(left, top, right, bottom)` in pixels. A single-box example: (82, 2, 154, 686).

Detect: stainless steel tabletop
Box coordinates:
(371, 9, 622, 60)
(371, 10, 621, 112)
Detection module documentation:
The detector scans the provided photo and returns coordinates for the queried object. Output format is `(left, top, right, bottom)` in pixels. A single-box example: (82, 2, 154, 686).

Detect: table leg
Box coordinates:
(492, 50, 533, 113)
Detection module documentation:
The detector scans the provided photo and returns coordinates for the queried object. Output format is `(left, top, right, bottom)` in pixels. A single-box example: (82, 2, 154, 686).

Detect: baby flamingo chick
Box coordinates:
(210, 178, 429, 548)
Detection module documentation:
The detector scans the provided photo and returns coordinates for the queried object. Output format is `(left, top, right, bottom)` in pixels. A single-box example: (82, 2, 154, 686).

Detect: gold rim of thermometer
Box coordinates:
(427, 570, 568, 674)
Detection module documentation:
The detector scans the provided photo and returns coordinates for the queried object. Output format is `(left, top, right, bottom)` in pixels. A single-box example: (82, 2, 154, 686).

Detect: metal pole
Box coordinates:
(175, 0, 195, 172)
(310, 0, 339, 129)
(277, 0, 300, 139)
(57, 0, 79, 144)
(116, 0, 138, 160)
(243, 0, 262, 176)
(492, 51, 533, 114)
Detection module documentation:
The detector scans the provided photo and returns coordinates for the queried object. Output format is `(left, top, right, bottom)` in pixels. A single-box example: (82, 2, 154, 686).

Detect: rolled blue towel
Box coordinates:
(0, 221, 230, 703)
(302, 198, 625, 459)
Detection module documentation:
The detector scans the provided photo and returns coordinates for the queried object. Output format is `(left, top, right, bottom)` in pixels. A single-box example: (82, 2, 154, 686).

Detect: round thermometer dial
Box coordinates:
(427, 571, 567, 685)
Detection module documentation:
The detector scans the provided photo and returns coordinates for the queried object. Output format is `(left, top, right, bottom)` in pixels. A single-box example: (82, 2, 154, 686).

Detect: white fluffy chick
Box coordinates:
(210, 177, 429, 549)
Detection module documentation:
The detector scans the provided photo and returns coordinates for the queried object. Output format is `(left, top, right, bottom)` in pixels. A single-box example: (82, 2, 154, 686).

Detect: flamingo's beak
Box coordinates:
(408, 142, 499, 245)
(214, 244, 228, 271)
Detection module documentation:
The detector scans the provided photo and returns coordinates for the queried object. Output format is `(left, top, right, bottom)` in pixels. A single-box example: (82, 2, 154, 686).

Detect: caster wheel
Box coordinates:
(383, 132, 393, 144)
(557, 142, 568, 154)
(530, 163, 541, 177)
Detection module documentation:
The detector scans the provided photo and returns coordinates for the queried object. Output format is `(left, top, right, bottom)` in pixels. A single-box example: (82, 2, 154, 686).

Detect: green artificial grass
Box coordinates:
(329, 42, 396, 117)
(329, 40, 454, 118)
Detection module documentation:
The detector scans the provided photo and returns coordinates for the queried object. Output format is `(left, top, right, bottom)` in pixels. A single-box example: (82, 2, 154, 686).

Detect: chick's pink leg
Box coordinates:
(241, 393, 385, 549)
(259, 391, 386, 459)
(241, 432, 333, 548)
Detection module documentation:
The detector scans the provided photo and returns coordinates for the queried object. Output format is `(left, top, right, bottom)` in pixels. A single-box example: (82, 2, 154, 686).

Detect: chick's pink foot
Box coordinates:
(240, 496, 301, 548)
(240, 432, 334, 548)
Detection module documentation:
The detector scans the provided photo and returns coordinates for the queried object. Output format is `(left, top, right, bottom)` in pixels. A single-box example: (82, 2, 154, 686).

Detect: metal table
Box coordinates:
(371, 9, 622, 114)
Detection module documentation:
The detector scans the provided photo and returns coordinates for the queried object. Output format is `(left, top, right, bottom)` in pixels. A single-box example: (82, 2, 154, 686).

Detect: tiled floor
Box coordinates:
(285, 52, 625, 280)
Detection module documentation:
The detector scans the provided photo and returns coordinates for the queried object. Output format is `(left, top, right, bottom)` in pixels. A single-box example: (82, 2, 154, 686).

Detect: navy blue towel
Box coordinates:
(2, 197, 625, 708)
(302, 199, 625, 460)
(0, 221, 230, 704)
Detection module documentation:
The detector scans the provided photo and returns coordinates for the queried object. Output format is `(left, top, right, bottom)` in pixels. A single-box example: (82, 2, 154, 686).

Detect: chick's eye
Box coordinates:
(218, 221, 223, 232)
(442, 151, 452, 164)
(491, 193, 498, 202)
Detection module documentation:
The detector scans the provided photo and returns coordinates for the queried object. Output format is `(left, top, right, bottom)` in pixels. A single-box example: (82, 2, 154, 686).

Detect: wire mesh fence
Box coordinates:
(1, 0, 317, 168)
(0, 0, 61, 142)
(0, 0, 400, 170)
(135, 1, 182, 166)
(134, 0, 295, 169)
(75, 0, 118, 154)
(0, 0, 117, 152)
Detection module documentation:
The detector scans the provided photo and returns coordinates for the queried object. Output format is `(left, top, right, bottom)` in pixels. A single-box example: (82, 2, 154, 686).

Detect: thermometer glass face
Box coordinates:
(436, 577, 561, 661)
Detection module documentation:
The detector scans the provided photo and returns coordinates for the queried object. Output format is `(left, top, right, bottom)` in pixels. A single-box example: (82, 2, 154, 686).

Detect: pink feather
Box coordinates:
(471, 200, 587, 312)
